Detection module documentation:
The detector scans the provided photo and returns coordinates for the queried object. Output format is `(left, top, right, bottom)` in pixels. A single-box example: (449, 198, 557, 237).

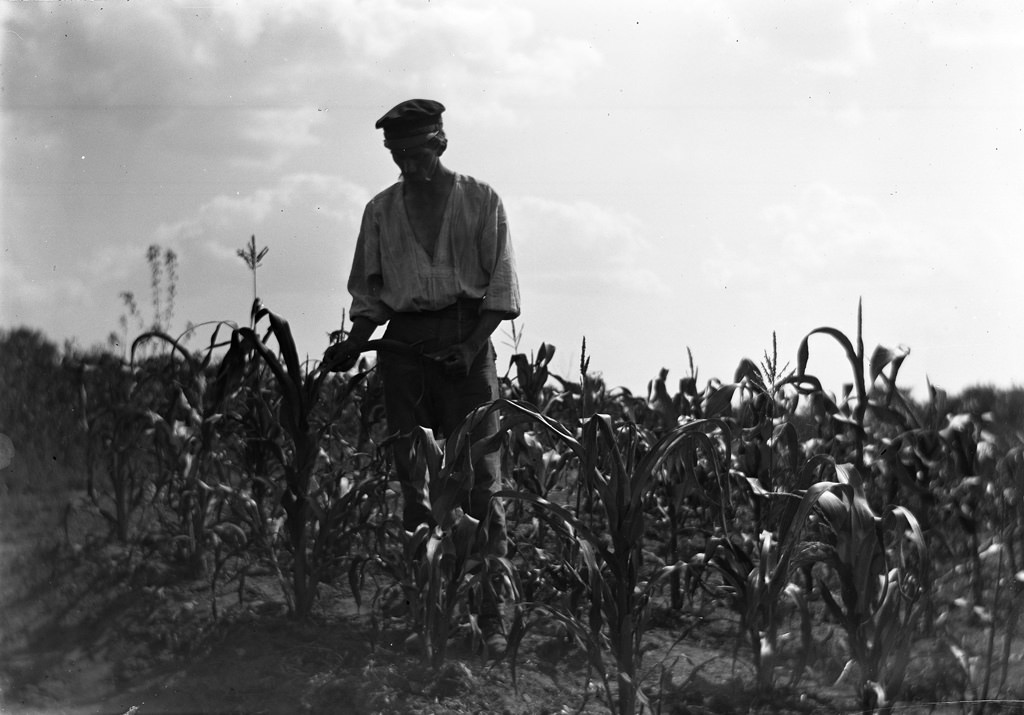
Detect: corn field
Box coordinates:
(2, 301, 1024, 715)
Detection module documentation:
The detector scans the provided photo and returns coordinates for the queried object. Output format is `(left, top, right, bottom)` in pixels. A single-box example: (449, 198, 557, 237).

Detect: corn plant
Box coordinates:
(131, 324, 235, 577)
(868, 388, 997, 610)
(350, 397, 557, 669)
(937, 448, 1024, 714)
(507, 427, 570, 500)
(214, 302, 436, 618)
(646, 349, 703, 429)
(507, 342, 556, 410)
(0, 328, 85, 478)
(796, 300, 914, 470)
(70, 353, 153, 543)
(812, 463, 929, 715)
(702, 455, 840, 692)
(236, 234, 269, 310)
(308, 463, 392, 596)
(546, 339, 645, 427)
(499, 403, 743, 715)
(642, 363, 733, 614)
(973, 542, 1021, 714)
(865, 382, 950, 541)
(213, 302, 347, 618)
(348, 398, 527, 667)
(665, 352, 814, 690)
(407, 400, 539, 667)
(997, 457, 1024, 700)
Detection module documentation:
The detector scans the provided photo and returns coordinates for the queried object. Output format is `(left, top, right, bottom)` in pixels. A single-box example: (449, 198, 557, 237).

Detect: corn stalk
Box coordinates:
(131, 323, 233, 577)
(704, 455, 836, 691)
(796, 300, 912, 469)
(399, 407, 522, 668)
(71, 353, 154, 543)
(500, 403, 731, 714)
(213, 302, 364, 618)
(813, 463, 929, 714)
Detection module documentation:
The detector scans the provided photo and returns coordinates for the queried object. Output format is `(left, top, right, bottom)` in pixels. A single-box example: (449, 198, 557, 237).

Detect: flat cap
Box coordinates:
(375, 99, 445, 149)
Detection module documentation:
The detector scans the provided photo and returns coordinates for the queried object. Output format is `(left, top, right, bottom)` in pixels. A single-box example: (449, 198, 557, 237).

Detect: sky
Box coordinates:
(2, 1, 1023, 400)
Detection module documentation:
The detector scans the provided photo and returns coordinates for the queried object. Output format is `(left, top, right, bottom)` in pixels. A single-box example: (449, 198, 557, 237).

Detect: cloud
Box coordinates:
(732, 3, 874, 76)
(5, 1, 1020, 395)
(701, 183, 938, 294)
(4, 6, 322, 191)
(232, 109, 330, 170)
(0, 257, 88, 315)
(151, 172, 368, 270)
(920, 3, 1024, 49)
(510, 196, 669, 301)
(765, 185, 923, 271)
(0, 0, 603, 354)
(64, 172, 369, 348)
(308, 1, 601, 123)
(3, 0, 603, 183)
(164, 0, 602, 121)
(731, 1, 1021, 78)
(479, 195, 677, 379)
(0, 246, 107, 345)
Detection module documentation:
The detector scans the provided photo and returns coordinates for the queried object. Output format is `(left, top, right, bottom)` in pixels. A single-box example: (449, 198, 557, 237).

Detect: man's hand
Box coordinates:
(428, 341, 480, 377)
(323, 339, 364, 373)
(324, 317, 378, 373)
(426, 310, 503, 377)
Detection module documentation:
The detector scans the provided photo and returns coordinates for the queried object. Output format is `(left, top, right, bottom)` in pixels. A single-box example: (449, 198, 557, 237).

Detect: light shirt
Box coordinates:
(348, 173, 521, 325)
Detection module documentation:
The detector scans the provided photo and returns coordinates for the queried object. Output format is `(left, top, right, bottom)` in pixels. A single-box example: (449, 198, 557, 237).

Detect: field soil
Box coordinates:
(0, 480, 1018, 715)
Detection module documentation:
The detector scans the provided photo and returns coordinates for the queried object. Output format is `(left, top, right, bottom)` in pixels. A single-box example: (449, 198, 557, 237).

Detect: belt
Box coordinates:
(394, 298, 483, 320)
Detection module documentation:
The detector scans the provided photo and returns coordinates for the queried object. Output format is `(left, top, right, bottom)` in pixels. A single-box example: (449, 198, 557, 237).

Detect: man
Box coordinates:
(325, 98, 520, 653)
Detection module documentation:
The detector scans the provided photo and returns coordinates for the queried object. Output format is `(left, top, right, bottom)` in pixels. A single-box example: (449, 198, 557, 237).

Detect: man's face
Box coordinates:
(390, 144, 439, 183)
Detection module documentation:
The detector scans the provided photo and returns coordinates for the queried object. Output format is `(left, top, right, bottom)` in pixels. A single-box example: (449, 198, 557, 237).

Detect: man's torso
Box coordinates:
(401, 171, 455, 259)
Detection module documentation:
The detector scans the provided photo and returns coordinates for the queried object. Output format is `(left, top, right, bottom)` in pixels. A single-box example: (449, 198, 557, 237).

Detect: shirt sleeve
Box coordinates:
(479, 194, 521, 319)
(347, 200, 390, 324)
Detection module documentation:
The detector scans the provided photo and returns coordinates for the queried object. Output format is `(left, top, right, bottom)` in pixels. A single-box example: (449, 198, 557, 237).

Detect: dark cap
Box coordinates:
(375, 99, 445, 149)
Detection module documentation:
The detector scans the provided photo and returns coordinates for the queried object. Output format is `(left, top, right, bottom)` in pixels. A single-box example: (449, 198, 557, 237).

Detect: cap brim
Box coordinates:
(384, 130, 440, 150)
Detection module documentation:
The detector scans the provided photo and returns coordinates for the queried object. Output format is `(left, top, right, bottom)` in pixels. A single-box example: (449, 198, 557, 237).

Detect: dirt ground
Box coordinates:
(1, 486, 1020, 715)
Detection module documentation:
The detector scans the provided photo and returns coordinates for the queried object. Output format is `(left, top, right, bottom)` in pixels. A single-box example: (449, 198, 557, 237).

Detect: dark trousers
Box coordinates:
(380, 302, 507, 558)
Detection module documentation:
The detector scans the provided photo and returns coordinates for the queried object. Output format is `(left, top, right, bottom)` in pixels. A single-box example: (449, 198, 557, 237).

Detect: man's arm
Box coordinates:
(429, 309, 506, 376)
(462, 309, 505, 356)
(323, 316, 378, 372)
(343, 316, 378, 346)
